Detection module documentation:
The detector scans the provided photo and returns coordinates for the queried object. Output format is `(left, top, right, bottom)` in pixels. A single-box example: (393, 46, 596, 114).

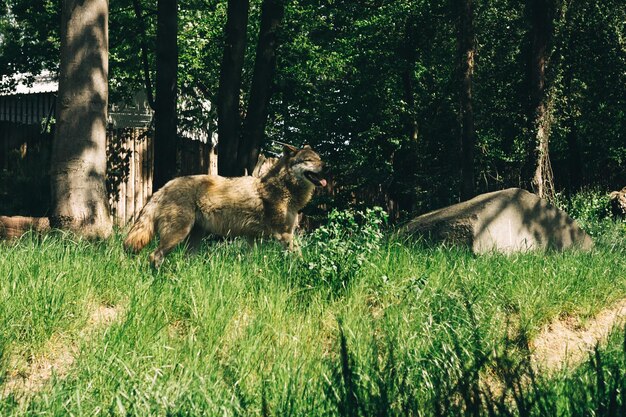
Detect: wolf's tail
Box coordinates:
(123, 194, 160, 253)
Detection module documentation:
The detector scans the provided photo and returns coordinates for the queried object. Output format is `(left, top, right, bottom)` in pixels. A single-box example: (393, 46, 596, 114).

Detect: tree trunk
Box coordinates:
(238, 0, 285, 175)
(217, 0, 249, 177)
(458, 0, 476, 201)
(50, 0, 112, 238)
(528, 0, 555, 200)
(153, 0, 178, 192)
(390, 18, 420, 217)
(532, 105, 554, 200)
(400, 17, 419, 143)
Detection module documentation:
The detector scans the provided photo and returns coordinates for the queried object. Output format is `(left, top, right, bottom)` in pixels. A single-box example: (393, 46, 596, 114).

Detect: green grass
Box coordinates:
(0, 220, 625, 416)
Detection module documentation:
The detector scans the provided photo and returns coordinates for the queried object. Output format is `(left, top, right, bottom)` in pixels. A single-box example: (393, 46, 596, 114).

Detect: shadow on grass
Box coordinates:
(324, 299, 626, 417)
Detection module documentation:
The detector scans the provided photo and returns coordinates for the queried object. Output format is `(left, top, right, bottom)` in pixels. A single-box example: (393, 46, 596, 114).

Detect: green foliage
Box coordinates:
(303, 207, 388, 292)
(0, 0, 59, 82)
(1, 0, 625, 216)
(555, 188, 617, 236)
(556, 189, 611, 222)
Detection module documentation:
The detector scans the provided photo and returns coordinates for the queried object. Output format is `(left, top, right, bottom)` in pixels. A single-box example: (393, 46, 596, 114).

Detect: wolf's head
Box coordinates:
(283, 145, 327, 188)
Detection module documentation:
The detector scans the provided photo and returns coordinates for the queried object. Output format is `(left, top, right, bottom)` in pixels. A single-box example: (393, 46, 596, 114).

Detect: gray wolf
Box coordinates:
(124, 144, 326, 267)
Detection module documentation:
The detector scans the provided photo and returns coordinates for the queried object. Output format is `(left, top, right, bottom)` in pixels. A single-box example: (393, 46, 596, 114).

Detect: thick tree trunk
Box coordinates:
(50, 0, 112, 238)
(528, 0, 555, 200)
(390, 18, 420, 218)
(532, 106, 554, 200)
(458, 0, 476, 201)
(217, 0, 249, 177)
(153, 0, 178, 192)
(238, 0, 285, 175)
(400, 18, 419, 143)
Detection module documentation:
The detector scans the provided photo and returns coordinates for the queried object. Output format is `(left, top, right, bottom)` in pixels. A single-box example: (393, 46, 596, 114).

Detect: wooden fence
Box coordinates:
(106, 128, 153, 226)
(1, 123, 216, 226)
(0, 93, 56, 126)
(107, 128, 217, 226)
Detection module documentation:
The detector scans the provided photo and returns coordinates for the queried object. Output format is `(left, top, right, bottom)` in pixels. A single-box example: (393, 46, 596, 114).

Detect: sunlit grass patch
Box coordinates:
(0, 218, 624, 415)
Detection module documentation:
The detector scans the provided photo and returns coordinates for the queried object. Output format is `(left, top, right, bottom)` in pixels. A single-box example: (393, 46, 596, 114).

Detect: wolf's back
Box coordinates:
(123, 193, 160, 253)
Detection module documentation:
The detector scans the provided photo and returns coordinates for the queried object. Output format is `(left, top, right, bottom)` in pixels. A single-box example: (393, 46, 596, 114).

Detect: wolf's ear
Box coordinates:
(273, 140, 298, 156)
(302, 144, 312, 150)
(282, 144, 298, 156)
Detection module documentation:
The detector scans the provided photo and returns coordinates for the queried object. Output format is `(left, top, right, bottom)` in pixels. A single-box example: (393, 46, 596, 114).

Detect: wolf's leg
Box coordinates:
(273, 212, 301, 253)
(244, 236, 258, 249)
(150, 215, 195, 268)
(186, 226, 206, 254)
(274, 232, 298, 252)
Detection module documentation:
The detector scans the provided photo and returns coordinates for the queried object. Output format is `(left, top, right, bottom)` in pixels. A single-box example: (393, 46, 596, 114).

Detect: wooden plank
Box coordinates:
(142, 129, 148, 209)
(125, 129, 135, 225)
(1, 122, 7, 171)
(107, 129, 118, 226)
(118, 130, 127, 226)
(30, 94, 35, 125)
(134, 129, 142, 220)
(143, 129, 150, 204)
(137, 130, 143, 214)
(105, 130, 112, 221)
(38, 95, 42, 125)
(148, 130, 154, 196)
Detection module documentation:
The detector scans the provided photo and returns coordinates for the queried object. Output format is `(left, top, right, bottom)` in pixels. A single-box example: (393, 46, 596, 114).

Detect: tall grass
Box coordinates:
(0, 212, 625, 415)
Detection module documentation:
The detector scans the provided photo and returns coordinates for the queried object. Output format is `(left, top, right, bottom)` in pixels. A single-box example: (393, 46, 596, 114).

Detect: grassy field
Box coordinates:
(1, 215, 626, 416)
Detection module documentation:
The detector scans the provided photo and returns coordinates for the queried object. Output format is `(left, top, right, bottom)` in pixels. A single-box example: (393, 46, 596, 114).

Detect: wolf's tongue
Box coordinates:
(319, 178, 327, 187)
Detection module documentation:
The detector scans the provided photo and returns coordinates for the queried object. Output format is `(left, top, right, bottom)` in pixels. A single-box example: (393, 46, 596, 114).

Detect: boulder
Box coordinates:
(401, 188, 593, 254)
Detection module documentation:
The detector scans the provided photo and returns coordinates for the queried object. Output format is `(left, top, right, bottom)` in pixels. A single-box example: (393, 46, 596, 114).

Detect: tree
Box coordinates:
(2, 0, 625, 219)
(527, 0, 555, 200)
(49, 0, 112, 238)
(0, 0, 59, 82)
(238, 0, 285, 175)
(153, 0, 179, 192)
(217, 0, 249, 177)
(458, 0, 476, 200)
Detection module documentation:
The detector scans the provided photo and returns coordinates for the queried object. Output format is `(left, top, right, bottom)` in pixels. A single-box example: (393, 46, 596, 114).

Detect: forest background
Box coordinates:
(0, 0, 624, 220)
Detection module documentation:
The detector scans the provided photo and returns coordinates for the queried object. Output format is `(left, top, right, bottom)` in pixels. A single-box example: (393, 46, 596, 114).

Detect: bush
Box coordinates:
(302, 207, 388, 292)
(555, 188, 616, 236)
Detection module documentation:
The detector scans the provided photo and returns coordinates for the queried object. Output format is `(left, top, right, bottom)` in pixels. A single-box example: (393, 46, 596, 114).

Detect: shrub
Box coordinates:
(302, 207, 388, 292)
(555, 188, 615, 236)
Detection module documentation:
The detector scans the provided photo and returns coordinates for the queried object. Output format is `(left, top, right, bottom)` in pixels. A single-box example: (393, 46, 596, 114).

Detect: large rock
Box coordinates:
(401, 188, 593, 253)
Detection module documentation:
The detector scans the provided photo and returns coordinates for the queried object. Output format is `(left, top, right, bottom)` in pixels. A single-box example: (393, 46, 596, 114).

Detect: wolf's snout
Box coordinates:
(304, 171, 327, 187)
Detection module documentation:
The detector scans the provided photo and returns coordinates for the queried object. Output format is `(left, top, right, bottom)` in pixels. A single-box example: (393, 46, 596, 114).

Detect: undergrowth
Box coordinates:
(0, 207, 624, 416)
